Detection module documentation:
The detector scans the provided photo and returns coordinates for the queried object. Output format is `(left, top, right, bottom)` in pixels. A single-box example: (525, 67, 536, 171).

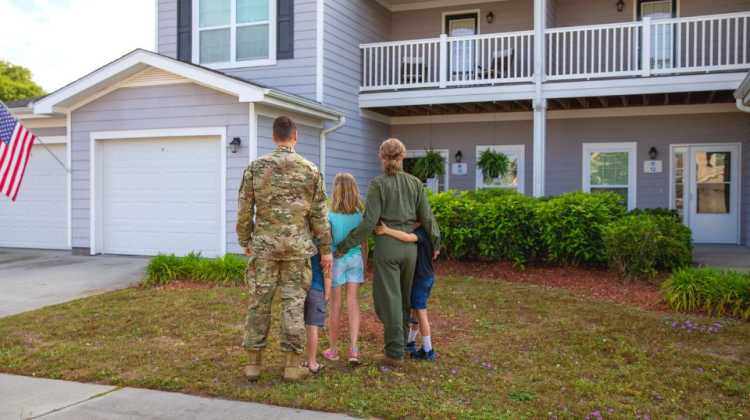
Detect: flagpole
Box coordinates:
(0, 99, 71, 174)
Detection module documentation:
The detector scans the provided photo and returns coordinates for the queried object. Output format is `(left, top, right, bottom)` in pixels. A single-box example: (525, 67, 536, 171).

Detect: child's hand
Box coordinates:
(374, 222, 389, 236)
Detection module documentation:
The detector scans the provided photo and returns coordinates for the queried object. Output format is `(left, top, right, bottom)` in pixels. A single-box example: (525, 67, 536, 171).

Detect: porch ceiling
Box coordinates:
(366, 90, 737, 117)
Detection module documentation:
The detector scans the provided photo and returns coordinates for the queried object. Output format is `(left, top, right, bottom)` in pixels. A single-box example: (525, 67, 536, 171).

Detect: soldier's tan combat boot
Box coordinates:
(243, 351, 262, 382)
(283, 353, 310, 381)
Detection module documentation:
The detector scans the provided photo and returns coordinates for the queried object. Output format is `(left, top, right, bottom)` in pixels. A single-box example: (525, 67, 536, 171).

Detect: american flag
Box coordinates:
(0, 103, 37, 201)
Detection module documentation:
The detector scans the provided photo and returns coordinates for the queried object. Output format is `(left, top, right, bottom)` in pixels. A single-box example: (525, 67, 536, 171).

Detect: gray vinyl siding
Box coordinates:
(392, 120, 534, 195)
(156, 0, 317, 99)
(70, 83, 249, 254)
(391, 0, 532, 41)
(545, 113, 750, 245)
(322, 0, 391, 189)
(257, 115, 321, 166)
(33, 127, 66, 137)
(157, 0, 178, 59)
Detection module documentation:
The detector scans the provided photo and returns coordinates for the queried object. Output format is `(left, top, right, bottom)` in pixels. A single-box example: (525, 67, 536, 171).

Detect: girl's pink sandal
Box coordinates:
(322, 348, 340, 361)
(348, 348, 361, 365)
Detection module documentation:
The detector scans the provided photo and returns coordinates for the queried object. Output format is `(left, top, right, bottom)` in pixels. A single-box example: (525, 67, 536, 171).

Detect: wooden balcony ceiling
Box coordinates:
(368, 90, 736, 117)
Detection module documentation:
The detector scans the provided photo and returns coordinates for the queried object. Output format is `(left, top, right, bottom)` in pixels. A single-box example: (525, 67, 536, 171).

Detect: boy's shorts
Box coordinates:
(411, 275, 434, 310)
(332, 252, 364, 288)
(304, 288, 326, 327)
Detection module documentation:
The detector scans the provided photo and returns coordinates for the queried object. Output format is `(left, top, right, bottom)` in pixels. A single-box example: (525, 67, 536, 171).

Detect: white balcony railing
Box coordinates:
(360, 12, 750, 91)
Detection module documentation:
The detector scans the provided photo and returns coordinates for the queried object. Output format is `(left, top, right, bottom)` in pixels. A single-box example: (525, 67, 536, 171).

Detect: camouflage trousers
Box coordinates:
(242, 257, 312, 354)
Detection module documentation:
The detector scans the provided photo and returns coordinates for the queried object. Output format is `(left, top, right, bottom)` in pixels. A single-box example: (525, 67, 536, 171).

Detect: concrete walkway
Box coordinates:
(0, 249, 147, 317)
(693, 244, 750, 272)
(0, 374, 352, 420)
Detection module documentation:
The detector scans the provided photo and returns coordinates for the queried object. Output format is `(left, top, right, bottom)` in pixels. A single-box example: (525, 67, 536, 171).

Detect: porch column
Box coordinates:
(248, 103, 258, 163)
(533, 0, 547, 197)
(532, 99, 547, 198)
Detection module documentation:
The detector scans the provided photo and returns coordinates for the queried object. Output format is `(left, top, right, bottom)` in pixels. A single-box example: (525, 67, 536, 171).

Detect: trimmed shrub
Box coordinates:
(603, 214, 693, 278)
(602, 215, 661, 278)
(429, 191, 482, 260)
(476, 192, 543, 267)
(143, 253, 246, 287)
(537, 192, 626, 266)
(628, 207, 681, 222)
(662, 267, 750, 320)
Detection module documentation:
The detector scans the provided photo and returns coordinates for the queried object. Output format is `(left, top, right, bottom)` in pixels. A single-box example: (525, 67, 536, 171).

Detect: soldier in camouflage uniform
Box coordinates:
(237, 116, 332, 382)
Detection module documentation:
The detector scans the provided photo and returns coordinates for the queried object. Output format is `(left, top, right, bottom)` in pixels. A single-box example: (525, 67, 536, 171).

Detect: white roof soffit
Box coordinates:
(33, 49, 265, 114)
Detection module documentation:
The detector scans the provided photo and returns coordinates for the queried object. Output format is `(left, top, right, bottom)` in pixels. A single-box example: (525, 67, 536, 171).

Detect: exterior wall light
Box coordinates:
(230, 137, 242, 154)
(455, 150, 463, 163)
(648, 146, 658, 160)
(616, 0, 625, 12)
(486, 12, 495, 24)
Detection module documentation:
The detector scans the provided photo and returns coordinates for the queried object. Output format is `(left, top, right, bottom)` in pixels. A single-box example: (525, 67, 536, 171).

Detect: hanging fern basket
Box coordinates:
(413, 150, 445, 181)
(477, 149, 510, 182)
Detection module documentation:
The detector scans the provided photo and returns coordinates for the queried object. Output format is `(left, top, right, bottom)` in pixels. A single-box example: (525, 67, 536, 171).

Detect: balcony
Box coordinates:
(360, 12, 750, 93)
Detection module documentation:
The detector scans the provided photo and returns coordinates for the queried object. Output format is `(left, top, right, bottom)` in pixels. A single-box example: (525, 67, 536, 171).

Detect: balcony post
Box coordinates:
(439, 34, 448, 88)
(641, 17, 652, 77)
(533, 0, 546, 197)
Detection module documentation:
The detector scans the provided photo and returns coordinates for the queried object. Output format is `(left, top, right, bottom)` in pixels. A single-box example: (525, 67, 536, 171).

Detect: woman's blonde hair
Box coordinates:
(331, 172, 363, 214)
(379, 138, 406, 176)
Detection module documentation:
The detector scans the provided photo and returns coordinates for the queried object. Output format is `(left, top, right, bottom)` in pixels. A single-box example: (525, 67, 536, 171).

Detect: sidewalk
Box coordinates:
(0, 374, 352, 420)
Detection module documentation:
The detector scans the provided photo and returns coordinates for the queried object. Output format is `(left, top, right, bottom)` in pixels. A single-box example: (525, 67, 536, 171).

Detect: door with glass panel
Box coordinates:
(445, 13, 479, 79)
(672, 144, 741, 244)
(638, 0, 675, 69)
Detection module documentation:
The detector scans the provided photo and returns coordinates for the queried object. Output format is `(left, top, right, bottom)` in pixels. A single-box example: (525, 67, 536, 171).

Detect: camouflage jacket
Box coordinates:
(236, 145, 332, 260)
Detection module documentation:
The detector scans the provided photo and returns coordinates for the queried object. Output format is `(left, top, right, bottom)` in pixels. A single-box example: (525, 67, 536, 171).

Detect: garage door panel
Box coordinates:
(0, 144, 68, 250)
(99, 137, 222, 257)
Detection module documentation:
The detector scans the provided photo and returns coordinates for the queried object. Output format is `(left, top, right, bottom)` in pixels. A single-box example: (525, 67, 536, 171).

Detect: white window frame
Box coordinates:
(475, 145, 525, 192)
(582, 142, 637, 210)
(192, 0, 277, 69)
(406, 149, 450, 192)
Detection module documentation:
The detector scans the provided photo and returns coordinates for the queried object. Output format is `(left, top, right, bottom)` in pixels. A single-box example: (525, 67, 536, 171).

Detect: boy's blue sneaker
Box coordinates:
(405, 341, 417, 355)
(412, 348, 436, 361)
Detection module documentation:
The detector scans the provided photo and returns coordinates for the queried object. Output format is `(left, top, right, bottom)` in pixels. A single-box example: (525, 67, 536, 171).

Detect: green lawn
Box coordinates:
(0, 277, 748, 419)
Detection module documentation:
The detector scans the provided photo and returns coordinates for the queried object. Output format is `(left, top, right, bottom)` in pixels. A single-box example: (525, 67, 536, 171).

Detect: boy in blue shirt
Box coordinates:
(305, 252, 332, 373)
(374, 223, 436, 361)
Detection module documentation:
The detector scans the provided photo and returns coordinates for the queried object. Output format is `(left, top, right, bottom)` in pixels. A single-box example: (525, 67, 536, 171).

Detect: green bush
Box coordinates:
(143, 253, 246, 287)
(628, 207, 681, 222)
(603, 215, 661, 278)
(662, 267, 750, 320)
(603, 214, 693, 278)
(429, 191, 482, 260)
(476, 192, 543, 267)
(537, 192, 626, 266)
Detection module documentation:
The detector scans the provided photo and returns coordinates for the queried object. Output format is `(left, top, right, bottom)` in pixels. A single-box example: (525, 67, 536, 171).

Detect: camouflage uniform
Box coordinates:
(237, 145, 331, 354)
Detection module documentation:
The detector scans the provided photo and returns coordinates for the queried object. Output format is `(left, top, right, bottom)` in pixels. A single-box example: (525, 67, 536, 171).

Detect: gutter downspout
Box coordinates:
(736, 98, 750, 113)
(320, 116, 346, 180)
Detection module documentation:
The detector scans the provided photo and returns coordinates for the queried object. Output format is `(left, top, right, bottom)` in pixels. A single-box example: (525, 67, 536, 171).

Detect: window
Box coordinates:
(194, 0, 276, 68)
(404, 149, 450, 193)
(582, 143, 637, 210)
(475, 145, 525, 192)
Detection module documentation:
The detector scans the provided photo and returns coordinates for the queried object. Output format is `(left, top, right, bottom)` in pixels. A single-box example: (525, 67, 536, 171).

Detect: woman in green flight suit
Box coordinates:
(336, 138, 440, 361)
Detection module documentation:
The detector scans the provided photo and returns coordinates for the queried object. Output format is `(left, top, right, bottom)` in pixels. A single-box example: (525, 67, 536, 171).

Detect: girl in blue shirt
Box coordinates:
(323, 173, 368, 364)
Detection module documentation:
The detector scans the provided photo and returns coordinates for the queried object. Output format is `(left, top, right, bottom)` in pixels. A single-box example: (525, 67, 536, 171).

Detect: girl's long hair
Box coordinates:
(331, 172, 363, 214)
(379, 138, 406, 176)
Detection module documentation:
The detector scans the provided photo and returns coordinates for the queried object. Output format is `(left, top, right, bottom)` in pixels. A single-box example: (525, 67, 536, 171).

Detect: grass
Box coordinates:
(1, 277, 749, 418)
(143, 253, 246, 287)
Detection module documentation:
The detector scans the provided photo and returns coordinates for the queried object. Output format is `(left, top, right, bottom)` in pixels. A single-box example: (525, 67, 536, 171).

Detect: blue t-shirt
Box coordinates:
(329, 211, 363, 257)
(310, 254, 325, 291)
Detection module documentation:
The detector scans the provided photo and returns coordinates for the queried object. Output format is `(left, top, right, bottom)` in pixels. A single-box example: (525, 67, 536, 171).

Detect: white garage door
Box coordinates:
(0, 144, 68, 249)
(98, 136, 222, 257)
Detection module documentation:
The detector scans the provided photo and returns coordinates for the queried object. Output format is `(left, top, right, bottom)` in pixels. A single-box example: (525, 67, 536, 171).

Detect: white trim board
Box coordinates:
(316, 0, 325, 103)
(386, 103, 740, 125)
(88, 127, 228, 257)
(581, 142, 638, 210)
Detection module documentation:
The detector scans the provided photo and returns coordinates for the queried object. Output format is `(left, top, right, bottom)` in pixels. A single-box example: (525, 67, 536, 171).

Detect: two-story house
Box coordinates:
(2, 0, 749, 257)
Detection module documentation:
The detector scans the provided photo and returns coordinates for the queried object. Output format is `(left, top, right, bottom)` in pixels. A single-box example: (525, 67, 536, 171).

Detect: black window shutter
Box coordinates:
(177, 0, 192, 62)
(277, 0, 294, 59)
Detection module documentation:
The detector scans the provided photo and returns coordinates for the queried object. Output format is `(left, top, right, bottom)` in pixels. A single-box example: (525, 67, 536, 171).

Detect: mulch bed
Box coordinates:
(435, 259, 668, 311)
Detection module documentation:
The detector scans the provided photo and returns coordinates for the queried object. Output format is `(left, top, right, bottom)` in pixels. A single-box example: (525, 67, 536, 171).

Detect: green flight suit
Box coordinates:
(337, 171, 440, 359)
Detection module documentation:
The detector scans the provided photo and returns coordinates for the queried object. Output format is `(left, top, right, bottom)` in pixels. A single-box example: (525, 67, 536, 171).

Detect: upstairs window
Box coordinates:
(194, 0, 276, 67)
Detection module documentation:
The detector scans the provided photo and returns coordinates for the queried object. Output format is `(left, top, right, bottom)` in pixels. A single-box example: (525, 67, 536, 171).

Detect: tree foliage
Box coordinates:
(0, 61, 46, 103)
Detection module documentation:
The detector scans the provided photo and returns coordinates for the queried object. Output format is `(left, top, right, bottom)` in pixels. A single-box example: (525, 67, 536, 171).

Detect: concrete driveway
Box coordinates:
(0, 249, 148, 317)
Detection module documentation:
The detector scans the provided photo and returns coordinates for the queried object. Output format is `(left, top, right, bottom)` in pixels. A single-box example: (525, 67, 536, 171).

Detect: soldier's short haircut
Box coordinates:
(273, 116, 297, 141)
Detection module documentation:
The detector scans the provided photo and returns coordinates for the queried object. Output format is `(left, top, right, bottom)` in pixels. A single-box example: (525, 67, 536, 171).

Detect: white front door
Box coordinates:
(672, 144, 741, 244)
